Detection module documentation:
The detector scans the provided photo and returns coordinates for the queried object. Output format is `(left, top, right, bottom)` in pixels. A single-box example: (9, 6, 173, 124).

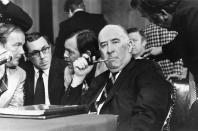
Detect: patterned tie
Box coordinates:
(0, 71, 7, 95)
(34, 70, 45, 104)
(96, 73, 116, 107)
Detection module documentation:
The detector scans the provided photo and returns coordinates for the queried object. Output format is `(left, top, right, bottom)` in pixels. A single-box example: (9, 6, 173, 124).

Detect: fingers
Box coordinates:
(141, 48, 152, 58)
(73, 57, 89, 70)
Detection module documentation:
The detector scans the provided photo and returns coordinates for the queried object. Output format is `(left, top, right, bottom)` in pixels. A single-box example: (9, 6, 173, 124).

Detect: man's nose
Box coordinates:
(64, 51, 69, 58)
(19, 46, 24, 55)
(40, 51, 44, 58)
(107, 44, 114, 54)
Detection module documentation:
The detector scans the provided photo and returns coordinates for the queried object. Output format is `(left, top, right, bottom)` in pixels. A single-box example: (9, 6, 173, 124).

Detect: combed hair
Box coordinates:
(64, 0, 85, 12)
(130, 0, 181, 13)
(0, 23, 24, 44)
(65, 29, 100, 59)
(24, 32, 51, 54)
(127, 27, 146, 41)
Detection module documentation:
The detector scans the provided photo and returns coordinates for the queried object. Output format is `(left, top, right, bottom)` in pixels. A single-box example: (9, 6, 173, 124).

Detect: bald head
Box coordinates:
(98, 25, 129, 43)
(98, 24, 132, 73)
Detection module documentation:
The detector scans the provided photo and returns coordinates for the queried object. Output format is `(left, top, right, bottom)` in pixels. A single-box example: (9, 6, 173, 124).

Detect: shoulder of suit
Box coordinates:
(134, 59, 156, 68)
(51, 57, 67, 69)
(17, 66, 26, 75)
(9, 66, 26, 80)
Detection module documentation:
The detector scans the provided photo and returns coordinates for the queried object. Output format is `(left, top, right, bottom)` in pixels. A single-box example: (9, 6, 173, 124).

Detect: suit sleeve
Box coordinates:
(9, 68, 26, 107)
(61, 84, 83, 105)
(0, 1, 33, 32)
(54, 23, 67, 59)
(130, 62, 171, 130)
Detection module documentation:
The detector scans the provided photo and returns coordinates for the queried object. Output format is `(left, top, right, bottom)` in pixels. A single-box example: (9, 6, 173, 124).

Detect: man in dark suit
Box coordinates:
(54, 0, 107, 59)
(0, 0, 32, 32)
(23, 33, 66, 105)
(64, 24, 171, 131)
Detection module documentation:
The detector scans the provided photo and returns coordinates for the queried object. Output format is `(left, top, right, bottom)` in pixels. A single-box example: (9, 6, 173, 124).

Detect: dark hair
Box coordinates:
(0, 23, 24, 44)
(24, 32, 51, 54)
(64, 0, 85, 12)
(131, 0, 180, 13)
(65, 30, 100, 59)
(127, 27, 146, 41)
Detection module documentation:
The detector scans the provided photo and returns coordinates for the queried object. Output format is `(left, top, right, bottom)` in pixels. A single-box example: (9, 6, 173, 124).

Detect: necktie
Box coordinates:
(0, 71, 7, 95)
(95, 72, 118, 111)
(96, 77, 113, 107)
(34, 70, 45, 104)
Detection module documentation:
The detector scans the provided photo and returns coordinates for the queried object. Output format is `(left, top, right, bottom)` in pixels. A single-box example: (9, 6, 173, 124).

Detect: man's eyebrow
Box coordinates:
(15, 42, 23, 45)
(99, 41, 107, 45)
(111, 38, 120, 41)
(29, 45, 48, 53)
(65, 48, 72, 52)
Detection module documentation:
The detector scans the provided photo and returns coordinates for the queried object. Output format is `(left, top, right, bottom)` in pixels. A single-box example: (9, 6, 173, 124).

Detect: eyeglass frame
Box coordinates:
(28, 46, 50, 58)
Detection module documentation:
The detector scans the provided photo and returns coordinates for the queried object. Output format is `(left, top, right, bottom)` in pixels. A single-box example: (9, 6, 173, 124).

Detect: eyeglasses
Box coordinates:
(29, 46, 50, 58)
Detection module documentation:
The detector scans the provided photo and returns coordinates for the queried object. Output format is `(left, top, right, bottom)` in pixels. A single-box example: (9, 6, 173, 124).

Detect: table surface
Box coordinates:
(0, 114, 118, 131)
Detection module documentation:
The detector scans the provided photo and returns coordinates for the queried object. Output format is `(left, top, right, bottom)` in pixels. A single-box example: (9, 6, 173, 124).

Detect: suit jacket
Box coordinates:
(0, 1, 32, 32)
(64, 59, 171, 131)
(23, 57, 66, 105)
(54, 11, 107, 58)
(0, 66, 26, 108)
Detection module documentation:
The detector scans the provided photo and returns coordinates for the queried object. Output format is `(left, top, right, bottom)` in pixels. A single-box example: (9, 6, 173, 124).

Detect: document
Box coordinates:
(0, 104, 88, 119)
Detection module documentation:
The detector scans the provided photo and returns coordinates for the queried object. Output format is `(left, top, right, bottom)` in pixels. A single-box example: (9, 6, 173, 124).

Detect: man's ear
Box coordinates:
(161, 9, 169, 21)
(128, 40, 133, 53)
(142, 40, 147, 49)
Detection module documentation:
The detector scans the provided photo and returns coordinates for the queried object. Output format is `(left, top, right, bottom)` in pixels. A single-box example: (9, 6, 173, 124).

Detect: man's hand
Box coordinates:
(141, 47, 162, 58)
(0, 0, 10, 5)
(71, 57, 94, 87)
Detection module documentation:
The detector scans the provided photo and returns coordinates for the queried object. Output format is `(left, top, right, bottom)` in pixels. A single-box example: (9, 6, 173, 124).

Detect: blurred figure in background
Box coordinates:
(54, 0, 107, 59)
(127, 27, 147, 59)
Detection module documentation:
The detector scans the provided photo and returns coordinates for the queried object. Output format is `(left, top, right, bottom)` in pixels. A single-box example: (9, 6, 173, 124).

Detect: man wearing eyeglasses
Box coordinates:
(23, 32, 66, 105)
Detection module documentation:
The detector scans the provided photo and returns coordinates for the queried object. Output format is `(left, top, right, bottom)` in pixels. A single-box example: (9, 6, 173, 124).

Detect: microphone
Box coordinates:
(0, 50, 13, 65)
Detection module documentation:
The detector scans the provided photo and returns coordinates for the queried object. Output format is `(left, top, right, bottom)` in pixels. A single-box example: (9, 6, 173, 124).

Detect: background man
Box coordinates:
(0, 24, 26, 107)
(23, 33, 66, 105)
(54, 0, 107, 59)
(64, 24, 171, 131)
(127, 27, 147, 59)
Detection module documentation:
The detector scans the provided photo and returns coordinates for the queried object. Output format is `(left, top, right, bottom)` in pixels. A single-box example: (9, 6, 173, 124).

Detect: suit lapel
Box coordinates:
(0, 68, 18, 107)
(104, 59, 136, 105)
(48, 58, 58, 101)
(87, 71, 110, 108)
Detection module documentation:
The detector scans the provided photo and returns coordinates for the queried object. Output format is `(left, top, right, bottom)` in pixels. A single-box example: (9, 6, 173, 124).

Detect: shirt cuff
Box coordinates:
(71, 75, 85, 88)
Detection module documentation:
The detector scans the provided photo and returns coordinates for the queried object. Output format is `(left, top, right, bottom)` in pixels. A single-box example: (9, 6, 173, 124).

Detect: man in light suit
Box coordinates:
(0, 24, 26, 108)
(23, 33, 66, 105)
(54, 0, 107, 59)
(65, 24, 172, 131)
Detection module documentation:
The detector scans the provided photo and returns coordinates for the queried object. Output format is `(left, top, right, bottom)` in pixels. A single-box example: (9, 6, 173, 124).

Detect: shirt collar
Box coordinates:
(33, 66, 50, 76)
(109, 71, 121, 83)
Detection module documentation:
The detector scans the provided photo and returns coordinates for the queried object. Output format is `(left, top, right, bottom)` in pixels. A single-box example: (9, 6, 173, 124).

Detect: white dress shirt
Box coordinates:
(34, 67, 50, 105)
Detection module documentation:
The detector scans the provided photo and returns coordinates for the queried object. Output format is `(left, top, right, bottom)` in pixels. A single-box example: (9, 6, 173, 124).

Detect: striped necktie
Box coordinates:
(0, 71, 7, 95)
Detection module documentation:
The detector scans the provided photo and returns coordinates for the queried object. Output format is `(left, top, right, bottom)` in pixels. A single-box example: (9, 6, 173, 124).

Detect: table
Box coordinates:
(0, 114, 118, 131)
